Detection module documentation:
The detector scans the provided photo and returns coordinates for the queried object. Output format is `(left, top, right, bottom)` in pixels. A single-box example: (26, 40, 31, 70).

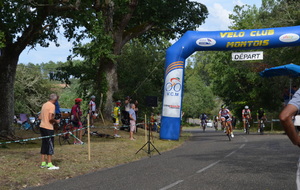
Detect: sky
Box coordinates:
(18, 0, 262, 64)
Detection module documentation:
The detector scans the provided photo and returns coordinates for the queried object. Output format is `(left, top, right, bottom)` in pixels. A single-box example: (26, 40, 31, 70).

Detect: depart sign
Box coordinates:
(232, 51, 263, 61)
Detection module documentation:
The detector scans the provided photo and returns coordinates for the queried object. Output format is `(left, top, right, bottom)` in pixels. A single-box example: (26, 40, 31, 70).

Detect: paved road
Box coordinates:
(29, 128, 300, 190)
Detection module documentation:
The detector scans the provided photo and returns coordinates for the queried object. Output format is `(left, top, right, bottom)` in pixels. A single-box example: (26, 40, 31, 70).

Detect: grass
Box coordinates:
(0, 121, 191, 190)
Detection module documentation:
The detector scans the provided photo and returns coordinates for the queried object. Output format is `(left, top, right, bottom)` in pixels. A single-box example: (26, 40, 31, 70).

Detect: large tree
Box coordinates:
(0, 0, 94, 138)
(57, 0, 209, 118)
(0, 0, 208, 138)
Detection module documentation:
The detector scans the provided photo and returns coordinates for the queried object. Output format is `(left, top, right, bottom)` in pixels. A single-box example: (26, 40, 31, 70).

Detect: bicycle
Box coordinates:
(245, 118, 250, 135)
(81, 116, 88, 136)
(225, 121, 231, 141)
(59, 123, 74, 145)
(16, 114, 40, 134)
(201, 120, 207, 132)
(259, 119, 265, 135)
(165, 82, 181, 92)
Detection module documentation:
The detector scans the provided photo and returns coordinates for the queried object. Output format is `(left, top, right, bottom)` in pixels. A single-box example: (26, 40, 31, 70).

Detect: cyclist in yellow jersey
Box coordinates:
(112, 101, 121, 138)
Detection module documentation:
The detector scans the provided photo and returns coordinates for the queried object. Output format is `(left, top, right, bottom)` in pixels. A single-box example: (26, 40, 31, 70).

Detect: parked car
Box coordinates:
(206, 120, 213, 128)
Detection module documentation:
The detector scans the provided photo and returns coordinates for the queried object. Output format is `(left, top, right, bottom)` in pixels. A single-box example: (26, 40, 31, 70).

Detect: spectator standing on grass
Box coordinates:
(279, 88, 300, 189)
(55, 95, 61, 117)
(39, 93, 60, 170)
(129, 103, 136, 140)
(53, 95, 61, 133)
(71, 98, 83, 145)
(134, 100, 139, 118)
(150, 112, 156, 131)
(112, 100, 121, 138)
(124, 96, 131, 112)
(156, 112, 161, 127)
(89, 95, 97, 128)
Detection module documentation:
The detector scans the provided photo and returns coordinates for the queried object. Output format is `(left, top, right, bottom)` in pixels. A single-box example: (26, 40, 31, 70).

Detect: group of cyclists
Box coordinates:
(199, 105, 267, 138)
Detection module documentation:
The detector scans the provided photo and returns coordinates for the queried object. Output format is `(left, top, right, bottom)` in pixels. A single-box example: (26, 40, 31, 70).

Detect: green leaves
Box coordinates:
(182, 57, 216, 118)
(14, 64, 52, 114)
(0, 31, 4, 48)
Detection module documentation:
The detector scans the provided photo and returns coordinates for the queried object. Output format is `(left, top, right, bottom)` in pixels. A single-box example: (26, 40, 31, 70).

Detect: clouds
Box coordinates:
(196, 0, 262, 31)
(201, 3, 232, 31)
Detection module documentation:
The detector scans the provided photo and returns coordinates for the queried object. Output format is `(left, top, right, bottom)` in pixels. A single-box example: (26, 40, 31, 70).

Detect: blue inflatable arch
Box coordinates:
(161, 25, 300, 140)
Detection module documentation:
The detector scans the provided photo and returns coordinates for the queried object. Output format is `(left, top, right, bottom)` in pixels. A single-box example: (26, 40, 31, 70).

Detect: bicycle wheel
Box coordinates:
(81, 119, 87, 136)
(165, 82, 173, 91)
(82, 127, 87, 136)
(173, 83, 181, 92)
(59, 133, 71, 145)
(260, 123, 264, 135)
(32, 123, 40, 134)
(246, 122, 250, 134)
(226, 127, 231, 141)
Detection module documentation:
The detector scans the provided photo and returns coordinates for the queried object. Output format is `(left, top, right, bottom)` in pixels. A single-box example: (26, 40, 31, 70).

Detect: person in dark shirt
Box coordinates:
(257, 108, 266, 133)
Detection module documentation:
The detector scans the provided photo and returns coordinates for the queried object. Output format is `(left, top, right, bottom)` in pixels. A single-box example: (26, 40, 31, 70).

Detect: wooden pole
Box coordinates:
(87, 115, 91, 161)
(99, 93, 106, 125)
(145, 114, 147, 143)
(271, 117, 274, 132)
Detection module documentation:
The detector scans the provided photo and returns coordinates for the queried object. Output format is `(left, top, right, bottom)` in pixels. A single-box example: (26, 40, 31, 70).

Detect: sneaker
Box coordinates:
(231, 133, 234, 138)
(47, 163, 59, 170)
(224, 129, 226, 133)
(258, 129, 260, 133)
(114, 134, 121, 138)
(91, 125, 95, 128)
(244, 129, 246, 133)
(40, 163, 47, 168)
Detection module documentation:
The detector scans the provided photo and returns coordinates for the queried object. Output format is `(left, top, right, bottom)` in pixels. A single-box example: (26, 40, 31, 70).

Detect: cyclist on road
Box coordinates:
(218, 105, 234, 138)
(213, 115, 219, 131)
(200, 113, 208, 131)
(257, 108, 266, 133)
(242, 105, 251, 133)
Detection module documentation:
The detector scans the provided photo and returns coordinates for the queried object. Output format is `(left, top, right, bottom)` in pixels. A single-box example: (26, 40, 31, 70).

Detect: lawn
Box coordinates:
(0, 122, 190, 190)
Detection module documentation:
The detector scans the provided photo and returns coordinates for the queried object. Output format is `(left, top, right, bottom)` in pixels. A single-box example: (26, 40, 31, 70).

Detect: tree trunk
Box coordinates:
(0, 46, 19, 137)
(98, 58, 118, 119)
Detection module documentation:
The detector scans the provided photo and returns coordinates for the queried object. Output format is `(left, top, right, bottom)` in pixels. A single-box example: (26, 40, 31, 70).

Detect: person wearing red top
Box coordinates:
(71, 98, 83, 144)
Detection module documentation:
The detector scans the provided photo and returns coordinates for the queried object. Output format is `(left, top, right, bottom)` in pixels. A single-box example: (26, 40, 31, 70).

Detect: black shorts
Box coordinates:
(72, 121, 81, 128)
(258, 116, 264, 120)
(40, 128, 55, 155)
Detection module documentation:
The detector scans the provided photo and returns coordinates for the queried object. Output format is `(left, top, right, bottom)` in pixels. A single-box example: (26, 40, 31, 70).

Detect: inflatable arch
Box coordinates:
(161, 25, 300, 140)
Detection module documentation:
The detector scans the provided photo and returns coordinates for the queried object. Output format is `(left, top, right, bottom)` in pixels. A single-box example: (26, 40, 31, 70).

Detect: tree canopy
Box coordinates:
(0, 0, 209, 137)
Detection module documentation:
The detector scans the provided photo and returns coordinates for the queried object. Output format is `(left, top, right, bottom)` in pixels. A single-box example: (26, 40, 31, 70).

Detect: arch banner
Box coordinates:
(161, 25, 300, 140)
